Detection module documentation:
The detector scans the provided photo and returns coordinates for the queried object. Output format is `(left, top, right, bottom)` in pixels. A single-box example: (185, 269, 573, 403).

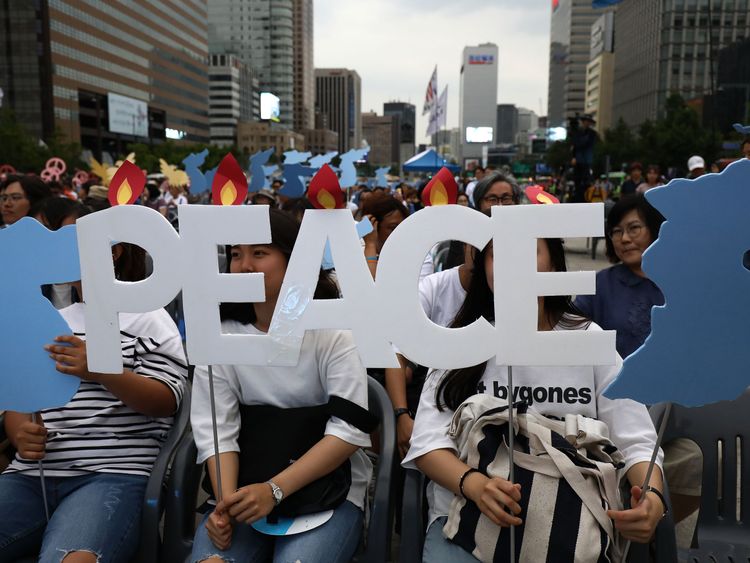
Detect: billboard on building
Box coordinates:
(108, 93, 148, 137)
(466, 126, 494, 143)
(260, 93, 281, 123)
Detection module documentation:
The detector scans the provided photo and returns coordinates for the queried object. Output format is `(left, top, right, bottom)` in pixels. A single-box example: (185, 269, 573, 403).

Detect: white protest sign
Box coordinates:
(179, 205, 272, 366)
(76, 203, 615, 373)
(492, 203, 615, 366)
(376, 205, 495, 368)
(268, 209, 398, 367)
(77, 205, 182, 374)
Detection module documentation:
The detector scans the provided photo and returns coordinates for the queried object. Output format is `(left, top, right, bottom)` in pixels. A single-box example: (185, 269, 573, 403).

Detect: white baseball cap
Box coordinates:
(687, 155, 705, 171)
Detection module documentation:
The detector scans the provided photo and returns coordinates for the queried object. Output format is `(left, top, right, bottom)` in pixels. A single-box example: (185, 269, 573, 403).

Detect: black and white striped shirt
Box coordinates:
(5, 303, 188, 477)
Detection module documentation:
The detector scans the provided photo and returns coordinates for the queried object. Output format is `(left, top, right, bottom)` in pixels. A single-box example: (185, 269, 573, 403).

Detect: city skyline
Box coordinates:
(315, 0, 552, 144)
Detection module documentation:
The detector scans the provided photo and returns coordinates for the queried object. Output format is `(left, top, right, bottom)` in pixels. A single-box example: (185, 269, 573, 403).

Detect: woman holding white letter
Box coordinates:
(403, 237, 665, 562)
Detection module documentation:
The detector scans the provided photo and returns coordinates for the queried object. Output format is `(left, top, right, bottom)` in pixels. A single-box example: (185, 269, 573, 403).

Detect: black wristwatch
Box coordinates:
(394, 408, 413, 420)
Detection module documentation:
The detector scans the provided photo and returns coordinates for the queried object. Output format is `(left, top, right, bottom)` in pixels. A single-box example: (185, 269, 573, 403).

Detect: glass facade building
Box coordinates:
(547, 0, 604, 127)
(0, 0, 209, 156)
(612, 0, 750, 129)
(208, 0, 295, 129)
(315, 68, 361, 154)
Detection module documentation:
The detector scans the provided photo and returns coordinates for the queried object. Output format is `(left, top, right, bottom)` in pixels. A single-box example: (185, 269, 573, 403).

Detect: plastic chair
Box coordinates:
(353, 377, 398, 563)
(161, 375, 397, 563)
(650, 392, 750, 561)
(2, 380, 192, 563)
(398, 469, 427, 563)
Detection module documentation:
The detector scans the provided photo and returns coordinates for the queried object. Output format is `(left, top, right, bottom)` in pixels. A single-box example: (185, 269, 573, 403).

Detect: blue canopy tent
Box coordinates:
(402, 149, 460, 174)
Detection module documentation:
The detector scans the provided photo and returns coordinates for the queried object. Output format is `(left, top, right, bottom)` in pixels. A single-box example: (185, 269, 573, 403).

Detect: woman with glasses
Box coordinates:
(575, 195, 704, 530)
(0, 175, 51, 227)
(574, 195, 665, 358)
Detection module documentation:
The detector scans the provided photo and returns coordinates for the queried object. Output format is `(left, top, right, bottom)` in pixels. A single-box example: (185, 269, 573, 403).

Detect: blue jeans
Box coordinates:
(191, 501, 363, 563)
(0, 472, 147, 563)
(422, 517, 479, 563)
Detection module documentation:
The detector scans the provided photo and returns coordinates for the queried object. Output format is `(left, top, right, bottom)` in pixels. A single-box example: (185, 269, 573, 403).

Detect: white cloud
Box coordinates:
(314, 0, 551, 145)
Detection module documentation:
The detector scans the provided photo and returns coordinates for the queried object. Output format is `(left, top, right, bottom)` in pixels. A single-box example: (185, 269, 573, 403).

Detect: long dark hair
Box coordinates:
(435, 238, 589, 411)
(220, 208, 339, 324)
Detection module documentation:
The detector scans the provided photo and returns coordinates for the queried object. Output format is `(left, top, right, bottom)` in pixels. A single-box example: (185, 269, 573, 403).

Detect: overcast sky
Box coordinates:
(314, 0, 552, 145)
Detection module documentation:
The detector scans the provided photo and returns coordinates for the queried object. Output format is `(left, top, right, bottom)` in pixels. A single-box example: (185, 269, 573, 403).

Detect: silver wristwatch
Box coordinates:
(266, 480, 284, 506)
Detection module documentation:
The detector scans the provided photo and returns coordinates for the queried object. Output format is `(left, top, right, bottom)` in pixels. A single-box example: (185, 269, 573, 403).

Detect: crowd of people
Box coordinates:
(0, 142, 746, 562)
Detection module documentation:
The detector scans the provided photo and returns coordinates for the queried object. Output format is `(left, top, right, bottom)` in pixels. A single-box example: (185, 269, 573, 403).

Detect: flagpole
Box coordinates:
(620, 402, 672, 562)
(32, 412, 50, 522)
(208, 365, 224, 504)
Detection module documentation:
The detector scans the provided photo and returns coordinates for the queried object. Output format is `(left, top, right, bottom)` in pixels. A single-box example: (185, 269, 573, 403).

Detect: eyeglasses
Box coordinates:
(610, 223, 645, 240)
(483, 194, 515, 205)
(0, 194, 26, 204)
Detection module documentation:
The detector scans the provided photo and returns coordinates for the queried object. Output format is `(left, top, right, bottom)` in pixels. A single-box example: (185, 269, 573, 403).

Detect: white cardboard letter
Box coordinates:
(268, 209, 398, 367)
(492, 203, 616, 366)
(179, 205, 272, 365)
(77, 206, 182, 373)
(377, 205, 495, 368)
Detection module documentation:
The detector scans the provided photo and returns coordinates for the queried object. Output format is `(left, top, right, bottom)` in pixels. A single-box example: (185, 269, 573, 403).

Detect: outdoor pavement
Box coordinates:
(564, 237, 611, 273)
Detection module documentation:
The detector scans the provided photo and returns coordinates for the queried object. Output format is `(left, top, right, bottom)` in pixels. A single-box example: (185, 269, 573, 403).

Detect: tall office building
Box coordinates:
(585, 12, 615, 132)
(315, 68, 361, 153)
(612, 0, 750, 128)
(209, 52, 259, 146)
(292, 0, 314, 131)
(459, 43, 499, 164)
(383, 101, 416, 164)
(0, 0, 209, 156)
(362, 112, 399, 167)
(548, 0, 604, 126)
(496, 104, 519, 145)
(208, 0, 295, 128)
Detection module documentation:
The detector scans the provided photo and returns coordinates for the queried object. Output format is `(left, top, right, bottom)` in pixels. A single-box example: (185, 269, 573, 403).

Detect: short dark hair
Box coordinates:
(360, 192, 408, 223)
(37, 197, 91, 230)
(1, 174, 51, 217)
(741, 137, 750, 149)
(605, 195, 665, 263)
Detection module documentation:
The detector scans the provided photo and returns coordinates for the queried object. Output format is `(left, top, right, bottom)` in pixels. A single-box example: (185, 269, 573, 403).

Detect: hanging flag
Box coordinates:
(436, 86, 448, 131)
(422, 66, 437, 116)
(426, 86, 448, 138)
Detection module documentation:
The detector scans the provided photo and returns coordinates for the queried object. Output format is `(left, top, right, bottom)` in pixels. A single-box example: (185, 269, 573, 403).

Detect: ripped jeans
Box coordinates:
(190, 500, 363, 563)
(0, 472, 146, 563)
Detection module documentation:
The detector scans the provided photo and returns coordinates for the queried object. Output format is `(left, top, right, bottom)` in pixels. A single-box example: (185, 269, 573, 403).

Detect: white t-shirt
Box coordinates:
(5, 304, 188, 477)
(465, 181, 478, 206)
(392, 266, 466, 360)
(191, 322, 373, 510)
(419, 266, 466, 328)
(402, 322, 662, 527)
(420, 253, 435, 281)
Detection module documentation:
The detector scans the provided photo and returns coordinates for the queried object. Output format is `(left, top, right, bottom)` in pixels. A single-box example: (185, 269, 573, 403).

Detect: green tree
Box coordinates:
(0, 108, 46, 172)
(637, 94, 721, 171)
(594, 117, 639, 174)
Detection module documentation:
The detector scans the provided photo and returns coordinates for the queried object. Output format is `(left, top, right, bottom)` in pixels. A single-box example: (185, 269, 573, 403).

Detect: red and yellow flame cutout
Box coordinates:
(524, 185, 560, 205)
(307, 164, 345, 209)
(108, 160, 146, 206)
(421, 167, 458, 206)
(212, 154, 248, 205)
